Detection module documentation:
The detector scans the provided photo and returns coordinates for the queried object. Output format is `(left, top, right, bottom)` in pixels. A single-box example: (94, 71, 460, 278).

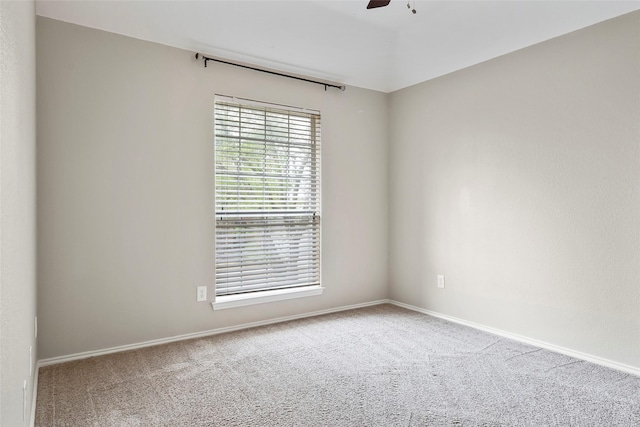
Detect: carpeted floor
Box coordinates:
(35, 304, 640, 426)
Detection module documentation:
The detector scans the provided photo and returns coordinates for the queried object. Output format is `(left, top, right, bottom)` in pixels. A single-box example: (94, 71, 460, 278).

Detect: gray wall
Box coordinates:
(389, 11, 640, 368)
(0, 0, 38, 425)
(36, 18, 389, 359)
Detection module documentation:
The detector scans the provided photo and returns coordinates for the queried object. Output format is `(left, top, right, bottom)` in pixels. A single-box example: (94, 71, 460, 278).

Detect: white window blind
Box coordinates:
(214, 96, 321, 297)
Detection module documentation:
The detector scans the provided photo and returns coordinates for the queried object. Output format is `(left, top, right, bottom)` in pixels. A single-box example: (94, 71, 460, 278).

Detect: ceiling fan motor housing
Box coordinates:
(367, 0, 391, 9)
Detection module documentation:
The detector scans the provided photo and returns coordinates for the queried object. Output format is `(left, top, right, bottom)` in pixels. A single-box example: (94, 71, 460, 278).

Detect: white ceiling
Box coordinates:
(36, 0, 640, 93)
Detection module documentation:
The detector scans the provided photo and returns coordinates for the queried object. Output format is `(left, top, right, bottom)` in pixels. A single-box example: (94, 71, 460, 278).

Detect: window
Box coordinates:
(214, 96, 321, 308)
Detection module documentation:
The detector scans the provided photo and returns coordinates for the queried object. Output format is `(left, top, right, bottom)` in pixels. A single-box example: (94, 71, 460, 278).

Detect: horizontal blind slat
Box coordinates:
(216, 268, 320, 283)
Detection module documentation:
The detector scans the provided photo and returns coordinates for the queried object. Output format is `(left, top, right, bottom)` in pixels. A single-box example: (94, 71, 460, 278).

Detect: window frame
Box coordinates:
(212, 95, 323, 310)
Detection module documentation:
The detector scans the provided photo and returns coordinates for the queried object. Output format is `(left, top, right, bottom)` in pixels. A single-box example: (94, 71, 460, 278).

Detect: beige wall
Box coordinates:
(36, 17, 389, 359)
(1, 0, 38, 425)
(389, 11, 640, 368)
(37, 10, 639, 371)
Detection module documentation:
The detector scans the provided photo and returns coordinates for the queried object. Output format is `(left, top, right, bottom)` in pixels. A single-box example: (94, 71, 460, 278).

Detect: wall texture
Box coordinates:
(36, 17, 389, 359)
(0, 0, 38, 425)
(37, 10, 639, 371)
(389, 11, 640, 368)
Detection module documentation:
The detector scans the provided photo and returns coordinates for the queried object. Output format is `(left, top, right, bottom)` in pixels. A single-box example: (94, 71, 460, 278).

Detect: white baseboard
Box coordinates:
(38, 299, 390, 367)
(389, 300, 640, 377)
(37, 298, 639, 378)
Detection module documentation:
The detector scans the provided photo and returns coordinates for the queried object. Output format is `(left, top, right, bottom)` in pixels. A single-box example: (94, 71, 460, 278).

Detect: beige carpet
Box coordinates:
(36, 304, 640, 426)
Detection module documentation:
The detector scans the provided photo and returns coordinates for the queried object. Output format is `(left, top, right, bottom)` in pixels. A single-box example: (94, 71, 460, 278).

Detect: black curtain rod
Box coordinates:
(195, 53, 346, 92)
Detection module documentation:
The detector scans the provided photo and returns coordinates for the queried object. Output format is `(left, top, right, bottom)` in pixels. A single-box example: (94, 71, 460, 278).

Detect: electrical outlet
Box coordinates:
(197, 286, 207, 302)
(437, 275, 445, 289)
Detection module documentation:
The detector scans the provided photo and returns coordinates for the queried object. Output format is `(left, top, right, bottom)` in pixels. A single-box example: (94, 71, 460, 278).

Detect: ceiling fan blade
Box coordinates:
(367, 0, 391, 9)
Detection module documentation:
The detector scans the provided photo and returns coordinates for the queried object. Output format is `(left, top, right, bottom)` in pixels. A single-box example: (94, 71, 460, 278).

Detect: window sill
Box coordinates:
(212, 286, 324, 310)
